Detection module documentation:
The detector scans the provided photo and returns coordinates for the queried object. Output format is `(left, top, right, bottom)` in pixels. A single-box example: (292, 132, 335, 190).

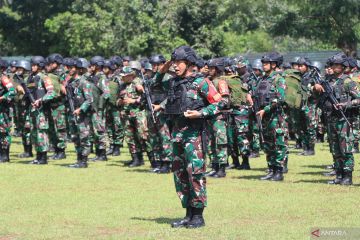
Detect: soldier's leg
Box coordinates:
(209, 116, 228, 178)
(157, 113, 173, 173)
(205, 119, 217, 175)
(90, 110, 107, 161)
(249, 110, 260, 157)
(30, 110, 49, 164)
(125, 116, 143, 167)
(105, 107, 115, 155)
(112, 108, 125, 149)
(233, 108, 251, 170)
(339, 121, 354, 185)
(147, 118, 162, 171)
(51, 105, 67, 159)
(226, 115, 240, 169)
(0, 112, 12, 162)
(351, 114, 360, 153)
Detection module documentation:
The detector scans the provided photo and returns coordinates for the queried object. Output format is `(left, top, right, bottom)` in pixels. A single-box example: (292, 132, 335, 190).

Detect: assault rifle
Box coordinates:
(65, 81, 78, 124)
(249, 69, 264, 144)
(138, 70, 156, 124)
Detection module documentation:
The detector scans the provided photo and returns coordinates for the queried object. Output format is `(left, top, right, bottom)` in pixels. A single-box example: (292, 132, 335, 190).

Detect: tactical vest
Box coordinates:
(89, 74, 105, 110)
(150, 81, 167, 104)
(108, 79, 120, 106)
(323, 76, 351, 116)
(26, 73, 46, 101)
(255, 76, 277, 108)
(223, 75, 247, 108)
(47, 73, 62, 98)
(165, 75, 206, 115)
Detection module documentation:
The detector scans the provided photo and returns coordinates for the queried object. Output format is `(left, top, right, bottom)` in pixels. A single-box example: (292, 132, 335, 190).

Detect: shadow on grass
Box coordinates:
(131, 217, 179, 225)
(293, 179, 332, 184)
(298, 171, 329, 175)
(303, 164, 329, 169)
(126, 168, 153, 173)
(233, 175, 265, 180)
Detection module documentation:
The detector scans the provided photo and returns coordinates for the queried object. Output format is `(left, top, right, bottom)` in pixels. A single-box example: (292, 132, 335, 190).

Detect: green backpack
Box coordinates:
(280, 69, 303, 109)
(46, 73, 62, 98)
(108, 80, 120, 106)
(223, 75, 248, 107)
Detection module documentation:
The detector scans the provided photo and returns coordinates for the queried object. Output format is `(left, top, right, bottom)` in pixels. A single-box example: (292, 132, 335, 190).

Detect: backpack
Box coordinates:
(223, 75, 248, 107)
(46, 73, 62, 98)
(280, 69, 303, 109)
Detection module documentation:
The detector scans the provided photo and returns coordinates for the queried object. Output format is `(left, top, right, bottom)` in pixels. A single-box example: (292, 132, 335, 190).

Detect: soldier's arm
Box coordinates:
(0, 75, 16, 101)
(344, 79, 360, 107)
(100, 77, 111, 100)
(198, 78, 222, 117)
(80, 81, 94, 112)
(41, 76, 56, 102)
(217, 79, 230, 109)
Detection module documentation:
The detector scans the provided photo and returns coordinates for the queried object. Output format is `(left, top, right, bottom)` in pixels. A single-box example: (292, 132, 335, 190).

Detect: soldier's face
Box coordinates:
(31, 64, 39, 73)
(200, 65, 209, 75)
(103, 67, 110, 74)
(208, 67, 217, 77)
(298, 64, 308, 74)
(69, 66, 76, 75)
(173, 60, 187, 77)
(292, 64, 299, 70)
(253, 69, 262, 76)
(262, 62, 271, 72)
(332, 64, 344, 74)
(123, 61, 129, 67)
(16, 68, 25, 75)
(10, 66, 17, 73)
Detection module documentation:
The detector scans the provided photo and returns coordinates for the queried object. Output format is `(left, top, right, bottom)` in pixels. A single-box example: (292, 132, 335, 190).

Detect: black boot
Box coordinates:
(323, 169, 336, 176)
(4, 147, 10, 162)
(129, 153, 142, 167)
(328, 169, 343, 184)
(34, 152, 48, 165)
(211, 164, 226, 178)
(53, 148, 66, 160)
(0, 148, 6, 163)
(90, 143, 94, 154)
(96, 149, 107, 161)
(51, 147, 59, 159)
(150, 160, 161, 173)
(19, 144, 33, 158)
(69, 155, 88, 168)
(340, 171, 353, 185)
(158, 162, 171, 174)
(205, 163, 218, 177)
(138, 152, 145, 166)
(353, 143, 359, 153)
(249, 151, 260, 158)
(303, 144, 315, 156)
(171, 207, 192, 228)
(295, 140, 302, 149)
(106, 144, 114, 155)
(271, 166, 284, 181)
(226, 155, 240, 169)
(29, 152, 41, 164)
(238, 156, 251, 170)
(260, 166, 274, 180)
(112, 144, 121, 156)
(186, 207, 205, 228)
(326, 164, 334, 170)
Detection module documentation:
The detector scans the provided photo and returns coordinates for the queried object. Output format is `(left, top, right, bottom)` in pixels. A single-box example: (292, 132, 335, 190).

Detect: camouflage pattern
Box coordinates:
(0, 75, 16, 148)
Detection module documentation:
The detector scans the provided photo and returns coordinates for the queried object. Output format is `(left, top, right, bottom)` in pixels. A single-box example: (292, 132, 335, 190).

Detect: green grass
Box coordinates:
(0, 138, 359, 240)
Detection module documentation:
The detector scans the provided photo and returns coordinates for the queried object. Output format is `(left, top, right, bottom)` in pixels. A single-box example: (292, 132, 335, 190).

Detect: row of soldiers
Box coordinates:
(1, 47, 360, 228)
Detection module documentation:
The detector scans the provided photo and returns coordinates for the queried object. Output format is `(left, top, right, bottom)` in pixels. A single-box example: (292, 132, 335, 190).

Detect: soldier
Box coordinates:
(68, 58, 94, 168)
(0, 61, 16, 162)
(46, 53, 68, 160)
(104, 59, 124, 157)
(122, 56, 132, 67)
(256, 52, 288, 181)
(205, 58, 229, 178)
(117, 62, 151, 167)
(28, 56, 56, 164)
(147, 54, 173, 173)
(314, 53, 360, 185)
(88, 56, 110, 161)
(164, 46, 222, 228)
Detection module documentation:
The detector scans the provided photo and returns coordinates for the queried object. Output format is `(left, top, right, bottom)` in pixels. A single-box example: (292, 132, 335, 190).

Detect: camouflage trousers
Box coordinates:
(301, 102, 318, 145)
(351, 114, 360, 147)
(288, 107, 303, 143)
(172, 124, 207, 209)
(248, 109, 261, 152)
(262, 108, 288, 168)
(147, 111, 173, 162)
(21, 106, 32, 146)
(91, 110, 107, 150)
(227, 107, 250, 157)
(31, 108, 49, 152)
(69, 112, 91, 156)
(120, 110, 151, 154)
(317, 108, 326, 136)
(0, 109, 12, 149)
(327, 118, 354, 172)
(106, 105, 125, 146)
(206, 114, 228, 167)
(49, 104, 67, 149)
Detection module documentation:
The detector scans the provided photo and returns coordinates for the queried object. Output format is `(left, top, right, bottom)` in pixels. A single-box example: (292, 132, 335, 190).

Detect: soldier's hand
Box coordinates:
(73, 108, 81, 116)
(159, 60, 172, 74)
(123, 98, 136, 105)
(0, 96, 4, 102)
(16, 85, 25, 95)
(136, 84, 144, 93)
(184, 110, 202, 119)
(334, 103, 349, 110)
(153, 104, 162, 112)
(32, 99, 42, 108)
(116, 99, 124, 106)
(314, 84, 325, 93)
(61, 85, 67, 95)
(256, 110, 265, 119)
(246, 94, 253, 107)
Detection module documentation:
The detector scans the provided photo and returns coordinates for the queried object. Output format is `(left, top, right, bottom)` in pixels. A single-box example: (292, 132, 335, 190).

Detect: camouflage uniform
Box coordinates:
(0, 74, 16, 162)
(350, 72, 360, 152)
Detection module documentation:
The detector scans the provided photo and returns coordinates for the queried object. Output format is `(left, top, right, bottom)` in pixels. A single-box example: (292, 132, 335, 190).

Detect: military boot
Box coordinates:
(0, 148, 6, 163)
(171, 207, 192, 228)
(90, 143, 94, 154)
(238, 156, 251, 170)
(260, 166, 274, 180)
(271, 166, 284, 181)
(129, 153, 142, 167)
(249, 151, 260, 158)
(138, 152, 145, 166)
(150, 160, 161, 173)
(29, 152, 41, 164)
(36, 152, 48, 165)
(303, 144, 315, 156)
(19, 144, 34, 158)
(323, 169, 336, 176)
(54, 148, 66, 160)
(211, 164, 226, 178)
(106, 144, 114, 155)
(4, 147, 10, 162)
(226, 155, 240, 169)
(295, 140, 302, 149)
(69, 155, 88, 168)
(96, 149, 107, 161)
(112, 144, 121, 156)
(90, 148, 103, 161)
(158, 162, 171, 174)
(186, 207, 205, 228)
(340, 171, 353, 185)
(327, 169, 343, 184)
(353, 143, 359, 153)
(205, 163, 218, 177)
(282, 156, 289, 173)
(51, 147, 59, 159)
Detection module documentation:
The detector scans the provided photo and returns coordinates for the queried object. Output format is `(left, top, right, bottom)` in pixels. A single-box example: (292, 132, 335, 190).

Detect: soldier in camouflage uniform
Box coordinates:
(68, 58, 94, 168)
(28, 56, 56, 164)
(205, 58, 229, 178)
(314, 53, 360, 185)
(147, 54, 173, 173)
(88, 56, 110, 161)
(46, 54, 68, 160)
(163, 46, 222, 229)
(0, 61, 16, 162)
(256, 52, 288, 181)
(104, 59, 124, 156)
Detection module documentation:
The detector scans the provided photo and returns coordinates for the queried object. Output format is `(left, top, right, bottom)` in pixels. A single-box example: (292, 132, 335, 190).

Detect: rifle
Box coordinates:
(65, 81, 78, 124)
(14, 74, 40, 114)
(249, 69, 264, 144)
(138, 70, 156, 124)
(310, 68, 351, 126)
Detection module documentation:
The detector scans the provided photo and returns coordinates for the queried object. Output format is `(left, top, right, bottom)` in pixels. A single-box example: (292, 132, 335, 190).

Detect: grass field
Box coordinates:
(0, 137, 359, 240)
